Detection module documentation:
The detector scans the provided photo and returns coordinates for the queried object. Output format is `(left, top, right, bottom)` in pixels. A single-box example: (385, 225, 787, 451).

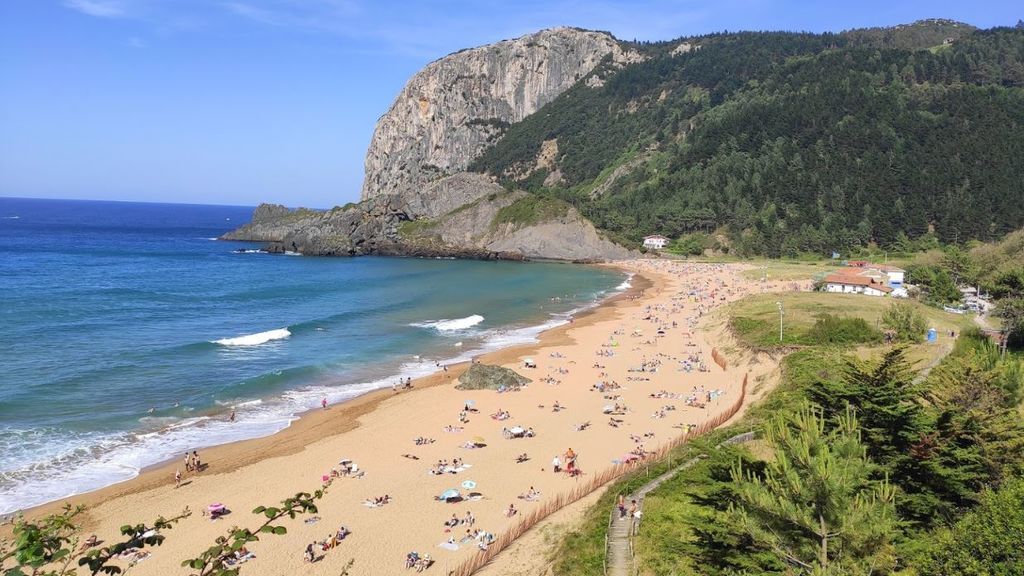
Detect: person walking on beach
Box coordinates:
(322, 398, 328, 409)
(174, 469, 181, 488)
(184, 453, 191, 472)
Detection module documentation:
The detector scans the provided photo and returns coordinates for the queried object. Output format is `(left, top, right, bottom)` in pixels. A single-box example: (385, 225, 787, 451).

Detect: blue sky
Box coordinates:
(0, 1, 1019, 208)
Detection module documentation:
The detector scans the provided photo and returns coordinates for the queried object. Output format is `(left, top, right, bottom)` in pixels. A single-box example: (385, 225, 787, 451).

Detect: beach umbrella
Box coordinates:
(463, 400, 476, 406)
(461, 480, 477, 489)
(472, 436, 486, 446)
(439, 488, 461, 501)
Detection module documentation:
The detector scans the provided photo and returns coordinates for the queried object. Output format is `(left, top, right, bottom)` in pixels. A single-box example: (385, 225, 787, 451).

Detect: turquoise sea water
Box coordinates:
(0, 197, 626, 514)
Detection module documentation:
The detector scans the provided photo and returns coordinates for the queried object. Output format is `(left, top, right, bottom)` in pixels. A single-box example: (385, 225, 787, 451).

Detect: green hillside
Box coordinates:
(470, 20, 1024, 257)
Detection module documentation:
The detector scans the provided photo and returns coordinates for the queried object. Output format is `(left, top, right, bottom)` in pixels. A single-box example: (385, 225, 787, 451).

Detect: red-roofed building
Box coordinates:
(824, 274, 894, 297)
(842, 262, 905, 286)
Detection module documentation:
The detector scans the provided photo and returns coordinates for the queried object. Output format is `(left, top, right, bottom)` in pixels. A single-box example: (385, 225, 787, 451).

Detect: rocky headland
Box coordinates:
(222, 27, 636, 261)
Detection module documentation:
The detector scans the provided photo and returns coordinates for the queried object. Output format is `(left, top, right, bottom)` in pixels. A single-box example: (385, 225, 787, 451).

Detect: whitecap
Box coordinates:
(213, 328, 290, 346)
(615, 273, 634, 291)
(411, 314, 484, 331)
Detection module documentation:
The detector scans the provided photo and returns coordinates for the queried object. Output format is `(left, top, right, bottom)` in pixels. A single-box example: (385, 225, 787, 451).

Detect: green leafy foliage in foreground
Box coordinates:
(472, 23, 1024, 256)
(0, 488, 353, 576)
(1, 505, 190, 576)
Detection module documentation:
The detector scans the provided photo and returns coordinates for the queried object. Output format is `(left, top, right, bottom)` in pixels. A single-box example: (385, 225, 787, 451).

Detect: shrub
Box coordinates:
(807, 314, 883, 345)
(919, 477, 1024, 576)
(882, 302, 927, 343)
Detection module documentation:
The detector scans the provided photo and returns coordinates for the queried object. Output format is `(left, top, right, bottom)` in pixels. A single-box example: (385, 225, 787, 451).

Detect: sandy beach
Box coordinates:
(11, 260, 788, 575)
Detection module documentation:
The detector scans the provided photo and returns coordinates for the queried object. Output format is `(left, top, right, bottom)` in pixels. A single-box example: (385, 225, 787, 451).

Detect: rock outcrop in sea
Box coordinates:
(223, 27, 635, 261)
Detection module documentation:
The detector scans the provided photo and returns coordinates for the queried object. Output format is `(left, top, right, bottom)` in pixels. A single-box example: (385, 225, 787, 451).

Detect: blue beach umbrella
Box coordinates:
(439, 488, 461, 500)
(461, 480, 477, 489)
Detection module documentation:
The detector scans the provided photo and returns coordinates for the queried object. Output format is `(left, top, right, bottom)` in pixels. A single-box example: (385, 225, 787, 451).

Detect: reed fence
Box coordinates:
(450, 371, 750, 576)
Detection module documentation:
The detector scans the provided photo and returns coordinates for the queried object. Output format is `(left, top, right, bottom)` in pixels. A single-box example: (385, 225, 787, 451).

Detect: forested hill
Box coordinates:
(469, 20, 1024, 256)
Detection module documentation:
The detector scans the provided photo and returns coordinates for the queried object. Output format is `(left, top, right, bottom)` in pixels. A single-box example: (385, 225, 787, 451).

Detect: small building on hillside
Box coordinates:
(643, 235, 669, 250)
(823, 274, 894, 297)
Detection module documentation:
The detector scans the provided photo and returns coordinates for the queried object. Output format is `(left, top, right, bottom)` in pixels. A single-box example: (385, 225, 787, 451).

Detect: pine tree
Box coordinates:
(730, 404, 898, 574)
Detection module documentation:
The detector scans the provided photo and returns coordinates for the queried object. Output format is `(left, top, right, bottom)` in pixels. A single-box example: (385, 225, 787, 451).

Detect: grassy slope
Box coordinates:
(728, 292, 973, 358)
(550, 285, 975, 575)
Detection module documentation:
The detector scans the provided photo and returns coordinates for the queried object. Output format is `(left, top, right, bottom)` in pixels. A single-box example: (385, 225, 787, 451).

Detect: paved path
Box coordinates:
(604, 432, 754, 576)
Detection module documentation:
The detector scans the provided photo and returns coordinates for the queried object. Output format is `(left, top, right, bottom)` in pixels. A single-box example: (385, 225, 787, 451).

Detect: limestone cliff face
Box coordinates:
(362, 27, 634, 201)
(222, 28, 637, 261)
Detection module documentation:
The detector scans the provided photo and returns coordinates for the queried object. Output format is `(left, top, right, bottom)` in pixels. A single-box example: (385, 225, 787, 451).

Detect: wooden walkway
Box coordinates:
(604, 432, 755, 576)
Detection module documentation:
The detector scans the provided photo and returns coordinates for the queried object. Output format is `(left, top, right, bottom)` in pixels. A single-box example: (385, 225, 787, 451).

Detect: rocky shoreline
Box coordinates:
(222, 173, 632, 261)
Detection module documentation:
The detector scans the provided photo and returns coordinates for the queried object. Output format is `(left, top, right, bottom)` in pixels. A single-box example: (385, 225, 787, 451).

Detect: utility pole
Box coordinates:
(777, 301, 784, 343)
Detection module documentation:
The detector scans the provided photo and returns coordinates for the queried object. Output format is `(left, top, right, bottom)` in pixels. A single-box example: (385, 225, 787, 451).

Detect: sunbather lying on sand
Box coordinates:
(517, 487, 540, 501)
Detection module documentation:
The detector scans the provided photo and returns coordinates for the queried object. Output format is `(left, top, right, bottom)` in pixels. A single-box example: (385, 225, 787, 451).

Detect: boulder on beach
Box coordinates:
(456, 363, 531, 391)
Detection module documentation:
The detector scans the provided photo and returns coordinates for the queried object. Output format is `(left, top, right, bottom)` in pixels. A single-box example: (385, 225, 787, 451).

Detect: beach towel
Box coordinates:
(437, 542, 459, 551)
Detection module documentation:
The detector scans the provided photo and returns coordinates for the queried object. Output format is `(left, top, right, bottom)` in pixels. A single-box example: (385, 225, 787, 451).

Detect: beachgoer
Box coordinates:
(552, 455, 561, 473)
(229, 408, 236, 422)
(617, 494, 626, 518)
(322, 398, 328, 409)
(174, 469, 181, 488)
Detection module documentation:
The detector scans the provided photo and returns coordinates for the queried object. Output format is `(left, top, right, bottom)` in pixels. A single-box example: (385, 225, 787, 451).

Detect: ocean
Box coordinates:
(0, 197, 627, 514)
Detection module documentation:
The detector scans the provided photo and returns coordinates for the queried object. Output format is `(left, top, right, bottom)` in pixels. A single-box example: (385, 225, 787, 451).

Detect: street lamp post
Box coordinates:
(776, 301, 784, 343)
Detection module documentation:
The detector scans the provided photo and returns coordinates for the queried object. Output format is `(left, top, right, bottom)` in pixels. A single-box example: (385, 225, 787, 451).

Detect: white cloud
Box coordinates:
(63, 0, 126, 18)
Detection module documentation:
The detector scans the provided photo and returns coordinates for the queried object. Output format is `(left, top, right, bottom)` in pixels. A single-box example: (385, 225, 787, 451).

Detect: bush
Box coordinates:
(882, 302, 927, 343)
(919, 477, 1024, 576)
(807, 314, 882, 345)
(669, 232, 714, 256)
(491, 195, 570, 229)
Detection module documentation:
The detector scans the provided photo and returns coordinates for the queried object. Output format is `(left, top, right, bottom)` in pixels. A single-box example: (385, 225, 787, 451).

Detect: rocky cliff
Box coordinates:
(222, 27, 636, 261)
(222, 173, 631, 260)
(361, 27, 638, 201)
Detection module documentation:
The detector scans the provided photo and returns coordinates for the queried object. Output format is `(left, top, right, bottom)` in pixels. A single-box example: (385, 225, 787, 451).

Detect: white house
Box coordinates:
(643, 235, 669, 250)
(823, 274, 893, 297)
(845, 262, 905, 286)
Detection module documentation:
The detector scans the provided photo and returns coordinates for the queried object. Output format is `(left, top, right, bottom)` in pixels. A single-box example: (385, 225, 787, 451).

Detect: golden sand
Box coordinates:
(15, 260, 789, 575)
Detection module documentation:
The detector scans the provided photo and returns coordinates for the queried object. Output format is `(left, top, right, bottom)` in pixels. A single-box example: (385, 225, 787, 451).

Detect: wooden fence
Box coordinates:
(451, 371, 750, 576)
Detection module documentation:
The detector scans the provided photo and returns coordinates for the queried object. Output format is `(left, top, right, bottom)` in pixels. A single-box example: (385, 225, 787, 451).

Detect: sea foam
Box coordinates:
(412, 314, 484, 331)
(213, 328, 291, 346)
